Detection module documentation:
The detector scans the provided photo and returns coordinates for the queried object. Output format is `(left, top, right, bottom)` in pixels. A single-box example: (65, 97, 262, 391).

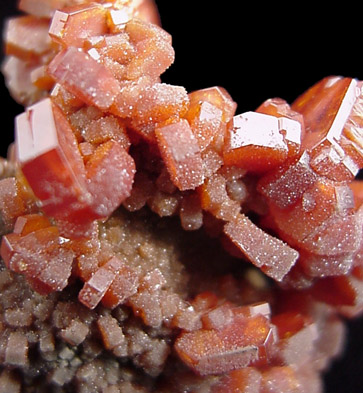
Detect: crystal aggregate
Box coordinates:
(0, 0, 362, 392)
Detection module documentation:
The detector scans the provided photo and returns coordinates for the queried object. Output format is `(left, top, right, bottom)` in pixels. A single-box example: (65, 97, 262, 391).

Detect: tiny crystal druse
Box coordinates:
(0, 0, 362, 392)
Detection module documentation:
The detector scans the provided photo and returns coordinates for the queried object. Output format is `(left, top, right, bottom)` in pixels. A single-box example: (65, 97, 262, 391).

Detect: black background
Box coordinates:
(0, 1, 362, 392)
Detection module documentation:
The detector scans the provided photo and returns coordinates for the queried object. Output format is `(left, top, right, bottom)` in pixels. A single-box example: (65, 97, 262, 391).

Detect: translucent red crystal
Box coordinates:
(185, 91, 228, 152)
(1, 224, 74, 294)
(48, 47, 121, 110)
(81, 115, 131, 148)
(97, 314, 127, 355)
(78, 260, 116, 309)
(13, 213, 51, 236)
(175, 303, 274, 375)
(5, 16, 52, 62)
(268, 179, 354, 248)
(1, 1, 363, 391)
(85, 140, 136, 218)
(16, 97, 90, 220)
(155, 119, 204, 191)
(292, 76, 363, 181)
(101, 262, 139, 309)
(257, 151, 318, 209)
(15, 97, 135, 227)
(0, 178, 30, 228)
(49, 4, 108, 48)
(256, 97, 305, 158)
(188, 86, 237, 124)
(128, 268, 168, 328)
(224, 111, 289, 172)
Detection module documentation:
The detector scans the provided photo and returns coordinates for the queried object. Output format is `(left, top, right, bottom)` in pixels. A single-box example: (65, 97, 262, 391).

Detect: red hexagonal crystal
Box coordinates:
(15, 98, 90, 221)
(155, 119, 204, 191)
(292, 76, 363, 181)
(1, 225, 74, 293)
(174, 306, 274, 375)
(78, 264, 116, 310)
(48, 47, 120, 110)
(3, 2, 363, 390)
(5, 16, 52, 62)
(269, 179, 352, 247)
(188, 86, 237, 123)
(49, 4, 108, 48)
(15, 98, 136, 225)
(0, 178, 29, 227)
(1, 226, 58, 273)
(101, 264, 139, 309)
(85, 140, 136, 219)
(257, 151, 318, 209)
(13, 214, 51, 236)
(198, 173, 240, 221)
(185, 100, 224, 151)
(223, 111, 290, 173)
(256, 97, 304, 158)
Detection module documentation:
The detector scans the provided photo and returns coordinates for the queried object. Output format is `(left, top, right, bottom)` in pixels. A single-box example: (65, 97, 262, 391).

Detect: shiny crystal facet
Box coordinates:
(292, 76, 363, 181)
(1, 2, 363, 391)
(224, 111, 295, 172)
(49, 5, 108, 48)
(15, 98, 90, 220)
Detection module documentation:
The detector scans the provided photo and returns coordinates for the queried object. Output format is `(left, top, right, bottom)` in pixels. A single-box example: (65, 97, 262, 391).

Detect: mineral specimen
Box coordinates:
(0, 0, 362, 392)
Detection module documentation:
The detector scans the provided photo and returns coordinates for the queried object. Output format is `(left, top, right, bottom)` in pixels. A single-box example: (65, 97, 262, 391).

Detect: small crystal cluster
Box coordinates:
(0, 0, 362, 392)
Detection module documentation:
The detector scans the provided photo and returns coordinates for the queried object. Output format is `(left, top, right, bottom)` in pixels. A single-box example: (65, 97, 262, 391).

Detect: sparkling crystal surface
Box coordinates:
(0, 1, 362, 392)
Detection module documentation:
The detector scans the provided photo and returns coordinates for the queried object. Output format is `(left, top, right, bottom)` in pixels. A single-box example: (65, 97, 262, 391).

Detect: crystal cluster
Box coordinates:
(0, 0, 362, 392)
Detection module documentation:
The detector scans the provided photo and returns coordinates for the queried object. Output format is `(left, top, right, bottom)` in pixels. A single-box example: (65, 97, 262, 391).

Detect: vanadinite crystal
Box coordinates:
(0, 0, 362, 392)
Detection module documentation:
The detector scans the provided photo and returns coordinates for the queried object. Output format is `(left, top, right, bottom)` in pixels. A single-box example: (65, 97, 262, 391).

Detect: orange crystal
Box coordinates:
(0, 178, 29, 228)
(185, 98, 224, 151)
(256, 97, 304, 158)
(223, 111, 302, 173)
(188, 86, 237, 124)
(101, 263, 139, 309)
(49, 4, 108, 48)
(175, 305, 274, 375)
(1, 1, 363, 391)
(257, 151, 318, 209)
(268, 179, 354, 247)
(97, 314, 127, 355)
(292, 76, 363, 181)
(15, 97, 90, 221)
(15, 97, 136, 226)
(78, 258, 117, 309)
(13, 214, 51, 236)
(5, 16, 52, 62)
